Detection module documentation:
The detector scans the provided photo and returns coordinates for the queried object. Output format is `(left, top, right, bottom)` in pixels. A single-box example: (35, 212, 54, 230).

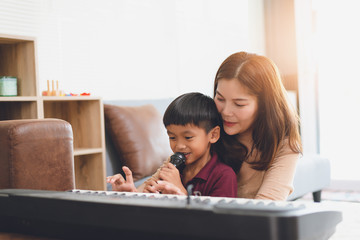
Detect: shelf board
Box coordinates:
(0, 96, 38, 101)
(42, 96, 101, 101)
(74, 148, 103, 156)
(0, 34, 35, 43)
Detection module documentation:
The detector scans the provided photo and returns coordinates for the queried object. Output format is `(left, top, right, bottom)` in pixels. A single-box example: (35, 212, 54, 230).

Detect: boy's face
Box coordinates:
(166, 124, 219, 166)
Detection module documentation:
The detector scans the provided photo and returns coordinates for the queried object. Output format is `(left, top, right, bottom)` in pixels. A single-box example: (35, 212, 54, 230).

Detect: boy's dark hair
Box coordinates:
(163, 92, 221, 133)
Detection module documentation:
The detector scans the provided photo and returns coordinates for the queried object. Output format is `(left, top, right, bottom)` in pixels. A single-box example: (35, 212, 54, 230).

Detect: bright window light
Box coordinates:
(315, 0, 360, 181)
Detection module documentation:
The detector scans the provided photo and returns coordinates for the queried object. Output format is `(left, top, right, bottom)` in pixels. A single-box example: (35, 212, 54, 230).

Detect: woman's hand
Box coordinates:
(155, 180, 187, 195)
(106, 166, 137, 192)
(142, 177, 160, 193)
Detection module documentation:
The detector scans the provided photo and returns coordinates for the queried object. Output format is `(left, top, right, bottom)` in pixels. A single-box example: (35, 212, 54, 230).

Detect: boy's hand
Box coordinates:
(106, 166, 137, 192)
(158, 162, 183, 190)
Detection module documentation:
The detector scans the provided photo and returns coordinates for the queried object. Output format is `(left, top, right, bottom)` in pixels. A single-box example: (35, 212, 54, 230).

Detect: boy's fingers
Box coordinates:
(106, 174, 121, 183)
(122, 166, 134, 183)
(168, 163, 177, 170)
(165, 162, 175, 169)
(113, 174, 125, 184)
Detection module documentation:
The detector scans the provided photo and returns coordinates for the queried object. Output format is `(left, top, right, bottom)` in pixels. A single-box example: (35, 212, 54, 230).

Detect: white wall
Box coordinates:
(0, 0, 265, 100)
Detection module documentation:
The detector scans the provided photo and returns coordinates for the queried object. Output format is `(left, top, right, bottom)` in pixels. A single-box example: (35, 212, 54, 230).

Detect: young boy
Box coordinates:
(106, 92, 237, 198)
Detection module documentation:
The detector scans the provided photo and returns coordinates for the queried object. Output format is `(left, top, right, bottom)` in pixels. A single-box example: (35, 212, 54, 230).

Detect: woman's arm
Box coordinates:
(255, 146, 299, 201)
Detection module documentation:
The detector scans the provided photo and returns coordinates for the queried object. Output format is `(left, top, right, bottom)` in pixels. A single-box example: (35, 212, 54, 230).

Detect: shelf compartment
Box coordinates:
(0, 34, 37, 97)
(0, 34, 106, 191)
(74, 153, 105, 190)
(0, 100, 38, 120)
(43, 99, 103, 149)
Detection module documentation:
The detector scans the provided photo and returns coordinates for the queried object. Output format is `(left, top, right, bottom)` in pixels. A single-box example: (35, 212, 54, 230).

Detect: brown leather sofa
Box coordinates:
(104, 102, 172, 189)
(0, 118, 75, 191)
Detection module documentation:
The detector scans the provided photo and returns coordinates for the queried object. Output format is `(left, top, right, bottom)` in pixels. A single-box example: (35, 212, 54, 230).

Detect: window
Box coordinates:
(315, 0, 360, 182)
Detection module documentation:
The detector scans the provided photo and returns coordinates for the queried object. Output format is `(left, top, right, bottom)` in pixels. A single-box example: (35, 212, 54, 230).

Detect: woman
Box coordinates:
(213, 51, 302, 200)
(109, 51, 302, 201)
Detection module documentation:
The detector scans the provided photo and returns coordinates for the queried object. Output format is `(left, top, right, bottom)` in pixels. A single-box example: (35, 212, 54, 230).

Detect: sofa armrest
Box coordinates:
(288, 155, 331, 201)
(0, 119, 75, 191)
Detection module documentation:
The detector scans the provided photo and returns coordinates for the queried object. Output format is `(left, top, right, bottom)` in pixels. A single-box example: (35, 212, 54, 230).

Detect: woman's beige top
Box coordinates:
(237, 141, 299, 201)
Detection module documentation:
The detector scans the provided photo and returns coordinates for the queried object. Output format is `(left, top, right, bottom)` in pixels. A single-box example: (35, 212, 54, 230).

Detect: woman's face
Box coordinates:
(214, 78, 258, 136)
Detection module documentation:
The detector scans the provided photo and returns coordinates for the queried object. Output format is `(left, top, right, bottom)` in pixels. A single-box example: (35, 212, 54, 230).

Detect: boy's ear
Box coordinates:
(209, 126, 220, 143)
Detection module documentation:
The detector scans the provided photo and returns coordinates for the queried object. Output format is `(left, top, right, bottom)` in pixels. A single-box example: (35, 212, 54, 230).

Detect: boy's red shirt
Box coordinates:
(182, 152, 237, 198)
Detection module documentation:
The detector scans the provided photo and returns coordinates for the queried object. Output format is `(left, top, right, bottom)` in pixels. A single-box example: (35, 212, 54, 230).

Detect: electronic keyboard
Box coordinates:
(0, 189, 342, 240)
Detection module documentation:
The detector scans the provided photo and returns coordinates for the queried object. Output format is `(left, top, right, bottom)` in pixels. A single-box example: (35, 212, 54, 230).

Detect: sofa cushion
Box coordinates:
(104, 104, 172, 181)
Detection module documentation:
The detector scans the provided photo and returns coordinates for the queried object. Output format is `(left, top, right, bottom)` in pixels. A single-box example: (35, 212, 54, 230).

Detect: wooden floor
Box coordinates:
(321, 200, 360, 240)
(297, 192, 360, 240)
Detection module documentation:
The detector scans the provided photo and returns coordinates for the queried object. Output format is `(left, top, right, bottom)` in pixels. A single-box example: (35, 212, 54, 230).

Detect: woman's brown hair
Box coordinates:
(213, 52, 302, 172)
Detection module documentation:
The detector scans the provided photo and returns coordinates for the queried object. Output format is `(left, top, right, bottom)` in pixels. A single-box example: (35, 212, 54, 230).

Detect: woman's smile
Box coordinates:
(223, 120, 237, 127)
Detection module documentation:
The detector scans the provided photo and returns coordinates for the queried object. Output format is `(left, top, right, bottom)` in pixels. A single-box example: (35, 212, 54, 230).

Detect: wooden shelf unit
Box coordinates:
(0, 34, 106, 191)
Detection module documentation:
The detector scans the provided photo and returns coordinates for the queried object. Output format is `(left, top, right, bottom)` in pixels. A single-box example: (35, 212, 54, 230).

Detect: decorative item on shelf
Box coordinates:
(65, 92, 91, 96)
(51, 79, 56, 96)
(41, 80, 90, 97)
(42, 80, 65, 96)
(0, 76, 17, 96)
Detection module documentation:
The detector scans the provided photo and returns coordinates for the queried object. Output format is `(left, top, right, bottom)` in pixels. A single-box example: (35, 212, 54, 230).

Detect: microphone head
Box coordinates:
(170, 152, 186, 169)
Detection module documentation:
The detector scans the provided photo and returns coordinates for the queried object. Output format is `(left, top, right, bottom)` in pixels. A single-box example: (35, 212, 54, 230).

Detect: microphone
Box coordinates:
(170, 152, 186, 169)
